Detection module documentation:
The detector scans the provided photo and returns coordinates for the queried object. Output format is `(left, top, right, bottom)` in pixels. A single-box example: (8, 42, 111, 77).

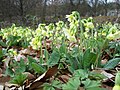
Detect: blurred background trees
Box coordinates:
(0, 0, 120, 27)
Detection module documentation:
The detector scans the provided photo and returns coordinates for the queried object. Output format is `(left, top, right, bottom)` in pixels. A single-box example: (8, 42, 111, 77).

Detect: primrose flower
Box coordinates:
(107, 31, 120, 40)
(30, 37, 41, 50)
(109, 26, 118, 34)
(8, 49, 17, 56)
(42, 30, 47, 36)
(36, 28, 42, 34)
(86, 22, 94, 29)
(113, 31, 120, 40)
(67, 35, 76, 42)
(107, 33, 114, 40)
(84, 32, 89, 39)
(66, 15, 75, 22)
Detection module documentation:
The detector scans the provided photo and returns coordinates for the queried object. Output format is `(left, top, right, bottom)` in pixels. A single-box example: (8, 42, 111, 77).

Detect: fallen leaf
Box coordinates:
(23, 72, 35, 80)
(14, 54, 26, 62)
(101, 71, 114, 79)
(26, 65, 58, 90)
(101, 59, 108, 65)
(0, 76, 11, 84)
(0, 68, 3, 78)
(58, 75, 70, 83)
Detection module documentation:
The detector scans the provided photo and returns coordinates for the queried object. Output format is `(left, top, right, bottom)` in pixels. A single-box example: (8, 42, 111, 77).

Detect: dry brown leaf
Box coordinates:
(23, 72, 35, 80)
(26, 65, 58, 90)
(58, 75, 70, 83)
(14, 54, 26, 62)
(0, 68, 3, 78)
(0, 76, 10, 84)
(101, 71, 114, 79)
(20, 49, 31, 55)
(101, 59, 108, 65)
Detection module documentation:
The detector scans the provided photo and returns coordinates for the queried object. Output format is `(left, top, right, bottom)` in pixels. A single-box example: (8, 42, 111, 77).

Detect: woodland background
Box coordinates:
(0, 0, 120, 27)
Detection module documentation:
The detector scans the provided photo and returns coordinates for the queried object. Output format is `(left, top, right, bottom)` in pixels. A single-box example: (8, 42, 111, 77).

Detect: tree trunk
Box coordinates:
(19, 0, 24, 24)
(41, 0, 47, 23)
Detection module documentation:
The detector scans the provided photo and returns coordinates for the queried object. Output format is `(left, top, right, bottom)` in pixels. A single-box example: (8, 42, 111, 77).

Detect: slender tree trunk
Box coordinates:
(41, 0, 47, 23)
(104, 0, 108, 16)
(19, 0, 24, 24)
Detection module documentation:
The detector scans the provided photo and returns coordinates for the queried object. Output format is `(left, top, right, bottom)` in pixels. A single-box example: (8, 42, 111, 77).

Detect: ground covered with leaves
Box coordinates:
(0, 11, 120, 90)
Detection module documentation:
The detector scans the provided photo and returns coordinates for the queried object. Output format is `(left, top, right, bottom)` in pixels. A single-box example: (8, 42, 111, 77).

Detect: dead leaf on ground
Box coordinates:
(14, 54, 26, 62)
(0, 76, 10, 84)
(23, 72, 35, 80)
(26, 64, 58, 90)
(101, 71, 114, 80)
(58, 75, 70, 83)
(0, 68, 3, 78)
(20, 49, 31, 55)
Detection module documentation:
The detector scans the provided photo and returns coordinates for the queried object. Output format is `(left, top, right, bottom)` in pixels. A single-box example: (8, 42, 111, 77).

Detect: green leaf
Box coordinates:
(15, 58, 26, 74)
(62, 77, 80, 90)
(10, 73, 27, 86)
(52, 80, 62, 89)
(0, 40, 7, 47)
(59, 44, 67, 56)
(86, 87, 106, 90)
(27, 56, 37, 70)
(68, 66, 75, 74)
(115, 71, 120, 85)
(103, 58, 120, 69)
(47, 49, 60, 67)
(73, 69, 88, 80)
(43, 85, 55, 90)
(83, 48, 97, 69)
(82, 79, 101, 90)
(43, 80, 61, 90)
(44, 49, 49, 61)
(89, 72, 106, 80)
(31, 62, 45, 74)
(5, 67, 14, 77)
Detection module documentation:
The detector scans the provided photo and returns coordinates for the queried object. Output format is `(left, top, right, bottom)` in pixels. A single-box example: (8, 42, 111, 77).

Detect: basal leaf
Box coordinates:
(82, 79, 101, 90)
(62, 77, 80, 90)
(31, 62, 45, 74)
(0, 40, 7, 47)
(15, 58, 26, 74)
(59, 44, 67, 56)
(10, 73, 27, 86)
(103, 58, 120, 69)
(83, 48, 97, 69)
(5, 67, 14, 77)
(47, 49, 60, 67)
(73, 69, 88, 80)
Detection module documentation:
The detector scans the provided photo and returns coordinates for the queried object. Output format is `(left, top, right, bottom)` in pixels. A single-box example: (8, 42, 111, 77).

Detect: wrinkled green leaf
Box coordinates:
(73, 69, 88, 80)
(47, 49, 60, 67)
(10, 73, 27, 86)
(59, 44, 67, 56)
(15, 58, 26, 74)
(62, 77, 80, 90)
(52, 80, 62, 89)
(5, 67, 14, 77)
(31, 62, 45, 74)
(83, 48, 97, 69)
(82, 79, 101, 90)
(43, 85, 55, 90)
(0, 40, 7, 47)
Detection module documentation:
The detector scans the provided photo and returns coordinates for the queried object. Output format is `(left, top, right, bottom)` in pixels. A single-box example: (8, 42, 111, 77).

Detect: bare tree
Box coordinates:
(115, 0, 120, 16)
(41, 0, 47, 22)
(89, 0, 99, 16)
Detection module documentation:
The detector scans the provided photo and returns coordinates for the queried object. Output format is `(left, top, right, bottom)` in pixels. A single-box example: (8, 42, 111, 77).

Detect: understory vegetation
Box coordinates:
(0, 11, 120, 90)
